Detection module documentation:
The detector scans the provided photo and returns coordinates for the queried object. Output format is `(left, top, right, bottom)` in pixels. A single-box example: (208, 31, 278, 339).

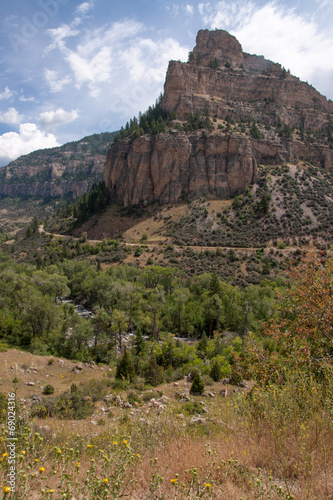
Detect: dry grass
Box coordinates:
(2, 408, 331, 499)
(0, 350, 332, 499)
(0, 350, 107, 398)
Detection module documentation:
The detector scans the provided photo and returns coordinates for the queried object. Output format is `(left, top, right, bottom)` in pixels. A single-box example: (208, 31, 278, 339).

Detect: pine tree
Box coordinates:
(144, 355, 164, 386)
(134, 330, 144, 355)
(115, 348, 136, 382)
(190, 372, 205, 395)
(210, 360, 222, 382)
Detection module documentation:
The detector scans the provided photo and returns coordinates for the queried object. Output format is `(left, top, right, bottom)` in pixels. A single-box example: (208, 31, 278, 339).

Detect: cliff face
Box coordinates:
(105, 30, 333, 206)
(162, 29, 333, 130)
(105, 131, 257, 205)
(0, 132, 115, 200)
(105, 129, 333, 206)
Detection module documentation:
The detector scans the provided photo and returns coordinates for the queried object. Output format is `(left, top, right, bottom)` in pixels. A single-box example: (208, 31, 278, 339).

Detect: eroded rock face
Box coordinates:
(105, 130, 333, 206)
(0, 133, 114, 199)
(162, 29, 333, 131)
(105, 131, 257, 206)
(0, 180, 95, 199)
(104, 29, 333, 206)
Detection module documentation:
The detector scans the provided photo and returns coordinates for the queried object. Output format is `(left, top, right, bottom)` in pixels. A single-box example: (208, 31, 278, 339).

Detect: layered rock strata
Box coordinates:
(104, 29, 333, 206)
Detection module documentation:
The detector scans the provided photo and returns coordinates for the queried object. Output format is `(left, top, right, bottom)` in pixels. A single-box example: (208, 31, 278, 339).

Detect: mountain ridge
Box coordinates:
(0, 132, 116, 200)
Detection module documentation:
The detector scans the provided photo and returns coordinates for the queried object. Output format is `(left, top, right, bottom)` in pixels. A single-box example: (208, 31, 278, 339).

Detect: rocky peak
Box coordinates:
(104, 30, 333, 207)
(191, 29, 244, 68)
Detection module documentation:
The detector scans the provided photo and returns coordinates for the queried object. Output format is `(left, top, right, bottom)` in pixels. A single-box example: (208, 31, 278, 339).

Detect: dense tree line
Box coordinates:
(114, 97, 177, 141)
(0, 249, 282, 370)
(55, 182, 110, 225)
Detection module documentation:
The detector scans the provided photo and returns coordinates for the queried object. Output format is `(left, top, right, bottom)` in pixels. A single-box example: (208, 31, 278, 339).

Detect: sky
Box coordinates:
(0, 0, 332, 166)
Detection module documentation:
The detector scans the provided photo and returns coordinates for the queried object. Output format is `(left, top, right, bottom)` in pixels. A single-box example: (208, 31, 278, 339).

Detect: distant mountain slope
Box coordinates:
(0, 132, 116, 200)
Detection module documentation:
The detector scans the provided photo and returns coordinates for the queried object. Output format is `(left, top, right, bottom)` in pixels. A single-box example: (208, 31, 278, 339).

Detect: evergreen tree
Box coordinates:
(134, 330, 145, 356)
(190, 372, 205, 395)
(210, 359, 222, 382)
(144, 355, 164, 386)
(197, 333, 208, 357)
(115, 347, 136, 382)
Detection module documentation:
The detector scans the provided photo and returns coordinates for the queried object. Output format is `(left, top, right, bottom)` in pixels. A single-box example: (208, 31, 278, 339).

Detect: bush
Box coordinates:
(79, 379, 109, 401)
(183, 401, 204, 415)
(42, 384, 54, 395)
(127, 390, 142, 405)
(116, 348, 136, 382)
(190, 373, 205, 395)
(32, 391, 94, 420)
(142, 390, 163, 402)
(144, 356, 165, 387)
(70, 383, 78, 393)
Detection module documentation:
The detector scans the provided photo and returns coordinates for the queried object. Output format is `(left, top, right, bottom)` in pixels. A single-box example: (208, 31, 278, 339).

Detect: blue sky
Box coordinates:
(0, 0, 332, 166)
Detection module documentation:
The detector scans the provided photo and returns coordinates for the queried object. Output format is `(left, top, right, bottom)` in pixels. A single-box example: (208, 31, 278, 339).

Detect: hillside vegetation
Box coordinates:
(0, 237, 332, 498)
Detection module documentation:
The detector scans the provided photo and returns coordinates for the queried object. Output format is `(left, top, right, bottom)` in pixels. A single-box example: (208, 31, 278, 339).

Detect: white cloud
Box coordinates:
(46, 20, 144, 96)
(199, 0, 256, 29)
(19, 95, 35, 102)
(75, 1, 94, 15)
(185, 4, 194, 16)
(44, 19, 189, 104)
(45, 24, 80, 54)
(44, 69, 72, 93)
(0, 123, 59, 164)
(0, 107, 23, 125)
(234, 4, 333, 84)
(39, 108, 79, 130)
(0, 86, 13, 100)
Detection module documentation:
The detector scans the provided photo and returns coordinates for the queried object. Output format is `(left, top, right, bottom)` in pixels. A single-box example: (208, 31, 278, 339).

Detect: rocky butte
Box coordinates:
(105, 29, 333, 206)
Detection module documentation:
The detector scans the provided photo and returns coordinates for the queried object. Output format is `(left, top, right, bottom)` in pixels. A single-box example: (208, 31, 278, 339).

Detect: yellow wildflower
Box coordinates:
(205, 483, 212, 488)
(123, 440, 128, 444)
(87, 444, 92, 448)
(39, 467, 45, 473)
(103, 478, 108, 483)
(170, 478, 177, 483)
(4, 486, 11, 494)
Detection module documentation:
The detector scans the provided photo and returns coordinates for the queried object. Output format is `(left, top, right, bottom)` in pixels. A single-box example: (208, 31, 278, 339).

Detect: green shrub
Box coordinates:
(111, 379, 129, 391)
(127, 390, 142, 405)
(42, 384, 54, 395)
(142, 390, 163, 402)
(210, 359, 222, 381)
(70, 383, 78, 394)
(183, 401, 204, 415)
(190, 373, 205, 395)
(32, 391, 94, 420)
(116, 348, 136, 382)
(144, 356, 165, 387)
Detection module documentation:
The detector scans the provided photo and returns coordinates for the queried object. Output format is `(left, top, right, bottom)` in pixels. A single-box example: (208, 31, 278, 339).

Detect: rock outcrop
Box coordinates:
(0, 132, 115, 200)
(105, 29, 333, 206)
(105, 131, 257, 206)
(162, 29, 333, 129)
